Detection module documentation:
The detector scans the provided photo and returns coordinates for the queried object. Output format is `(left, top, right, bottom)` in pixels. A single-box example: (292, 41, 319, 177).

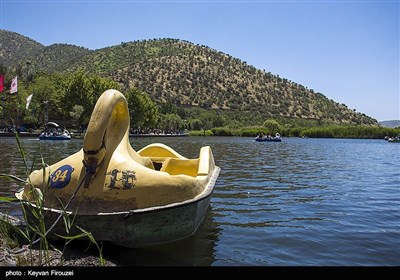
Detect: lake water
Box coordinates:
(0, 136, 399, 266)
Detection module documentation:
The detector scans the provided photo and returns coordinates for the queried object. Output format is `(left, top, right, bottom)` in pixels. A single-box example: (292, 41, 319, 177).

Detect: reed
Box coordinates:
(239, 127, 269, 137)
(211, 127, 238, 136)
(0, 133, 105, 266)
(189, 130, 214, 136)
(299, 125, 400, 139)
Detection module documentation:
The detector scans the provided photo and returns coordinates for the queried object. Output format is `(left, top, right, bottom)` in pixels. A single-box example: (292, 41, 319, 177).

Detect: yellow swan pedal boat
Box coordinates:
(16, 89, 220, 248)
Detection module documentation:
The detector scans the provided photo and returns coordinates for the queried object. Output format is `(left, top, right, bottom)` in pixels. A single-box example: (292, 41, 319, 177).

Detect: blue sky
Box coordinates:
(1, 0, 398, 121)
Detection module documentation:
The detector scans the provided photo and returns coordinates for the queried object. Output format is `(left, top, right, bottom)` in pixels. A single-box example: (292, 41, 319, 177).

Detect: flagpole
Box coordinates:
(0, 74, 4, 127)
(1, 95, 4, 127)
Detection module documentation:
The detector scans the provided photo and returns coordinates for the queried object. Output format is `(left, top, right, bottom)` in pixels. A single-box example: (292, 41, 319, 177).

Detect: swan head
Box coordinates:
(81, 89, 129, 187)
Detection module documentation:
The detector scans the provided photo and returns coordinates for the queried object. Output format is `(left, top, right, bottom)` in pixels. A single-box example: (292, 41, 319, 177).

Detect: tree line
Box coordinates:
(199, 123, 400, 139)
(0, 69, 224, 133)
(0, 70, 160, 131)
(1, 66, 397, 139)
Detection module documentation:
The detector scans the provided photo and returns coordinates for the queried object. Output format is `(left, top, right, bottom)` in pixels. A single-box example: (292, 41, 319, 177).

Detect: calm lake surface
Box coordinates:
(0, 136, 399, 266)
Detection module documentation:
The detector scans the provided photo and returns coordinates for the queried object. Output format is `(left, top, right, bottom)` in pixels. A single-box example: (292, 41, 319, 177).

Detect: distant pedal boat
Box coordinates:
(387, 135, 400, 143)
(38, 131, 71, 140)
(39, 122, 71, 140)
(255, 133, 282, 142)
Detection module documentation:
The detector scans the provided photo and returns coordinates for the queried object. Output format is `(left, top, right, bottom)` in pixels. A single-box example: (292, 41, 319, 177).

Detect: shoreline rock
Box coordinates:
(0, 239, 117, 267)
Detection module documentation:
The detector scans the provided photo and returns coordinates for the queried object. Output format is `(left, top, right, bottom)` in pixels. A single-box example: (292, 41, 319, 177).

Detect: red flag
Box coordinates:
(10, 76, 17, 94)
(0, 75, 4, 92)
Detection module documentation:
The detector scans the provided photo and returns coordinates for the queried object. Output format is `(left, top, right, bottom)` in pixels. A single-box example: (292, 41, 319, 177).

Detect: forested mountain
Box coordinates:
(34, 43, 91, 72)
(0, 30, 377, 125)
(0, 30, 43, 65)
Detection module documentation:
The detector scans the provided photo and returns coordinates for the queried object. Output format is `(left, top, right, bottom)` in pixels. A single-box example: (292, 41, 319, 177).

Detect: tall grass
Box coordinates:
(189, 125, 400, 139)
(299, 125, 400, 139)
(189, 130, 214, 136)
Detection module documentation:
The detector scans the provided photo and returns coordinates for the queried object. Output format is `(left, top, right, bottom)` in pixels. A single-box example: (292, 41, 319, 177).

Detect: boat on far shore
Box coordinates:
(387, 135, 400, 143)
(39, 130, 71, 141)
(255, 133, 282, 142)
(39, 122, 71, 141)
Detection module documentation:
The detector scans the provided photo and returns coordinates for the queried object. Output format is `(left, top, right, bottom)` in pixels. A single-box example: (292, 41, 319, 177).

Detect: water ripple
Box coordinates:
(0, 137, 399, 265)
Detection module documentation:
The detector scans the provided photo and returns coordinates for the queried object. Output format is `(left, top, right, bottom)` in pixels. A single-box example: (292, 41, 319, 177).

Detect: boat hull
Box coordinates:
(387, 138, 400, 143)
(39, 135, 71, 140)
(17, 167, 220, 248)
(255, 138, 281, 142)
(25, 195, 211, 248)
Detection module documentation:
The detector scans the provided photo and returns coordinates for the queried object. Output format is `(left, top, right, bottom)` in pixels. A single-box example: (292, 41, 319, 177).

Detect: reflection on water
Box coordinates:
(0, 136, 399, 265)
(103, 207, 220, 266)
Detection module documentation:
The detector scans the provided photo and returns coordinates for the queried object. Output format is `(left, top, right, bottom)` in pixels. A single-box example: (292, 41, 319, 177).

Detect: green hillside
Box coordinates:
(0, 30, 377, 125)
(0, 29, 43, 65)
(34, 43, 91, 72)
